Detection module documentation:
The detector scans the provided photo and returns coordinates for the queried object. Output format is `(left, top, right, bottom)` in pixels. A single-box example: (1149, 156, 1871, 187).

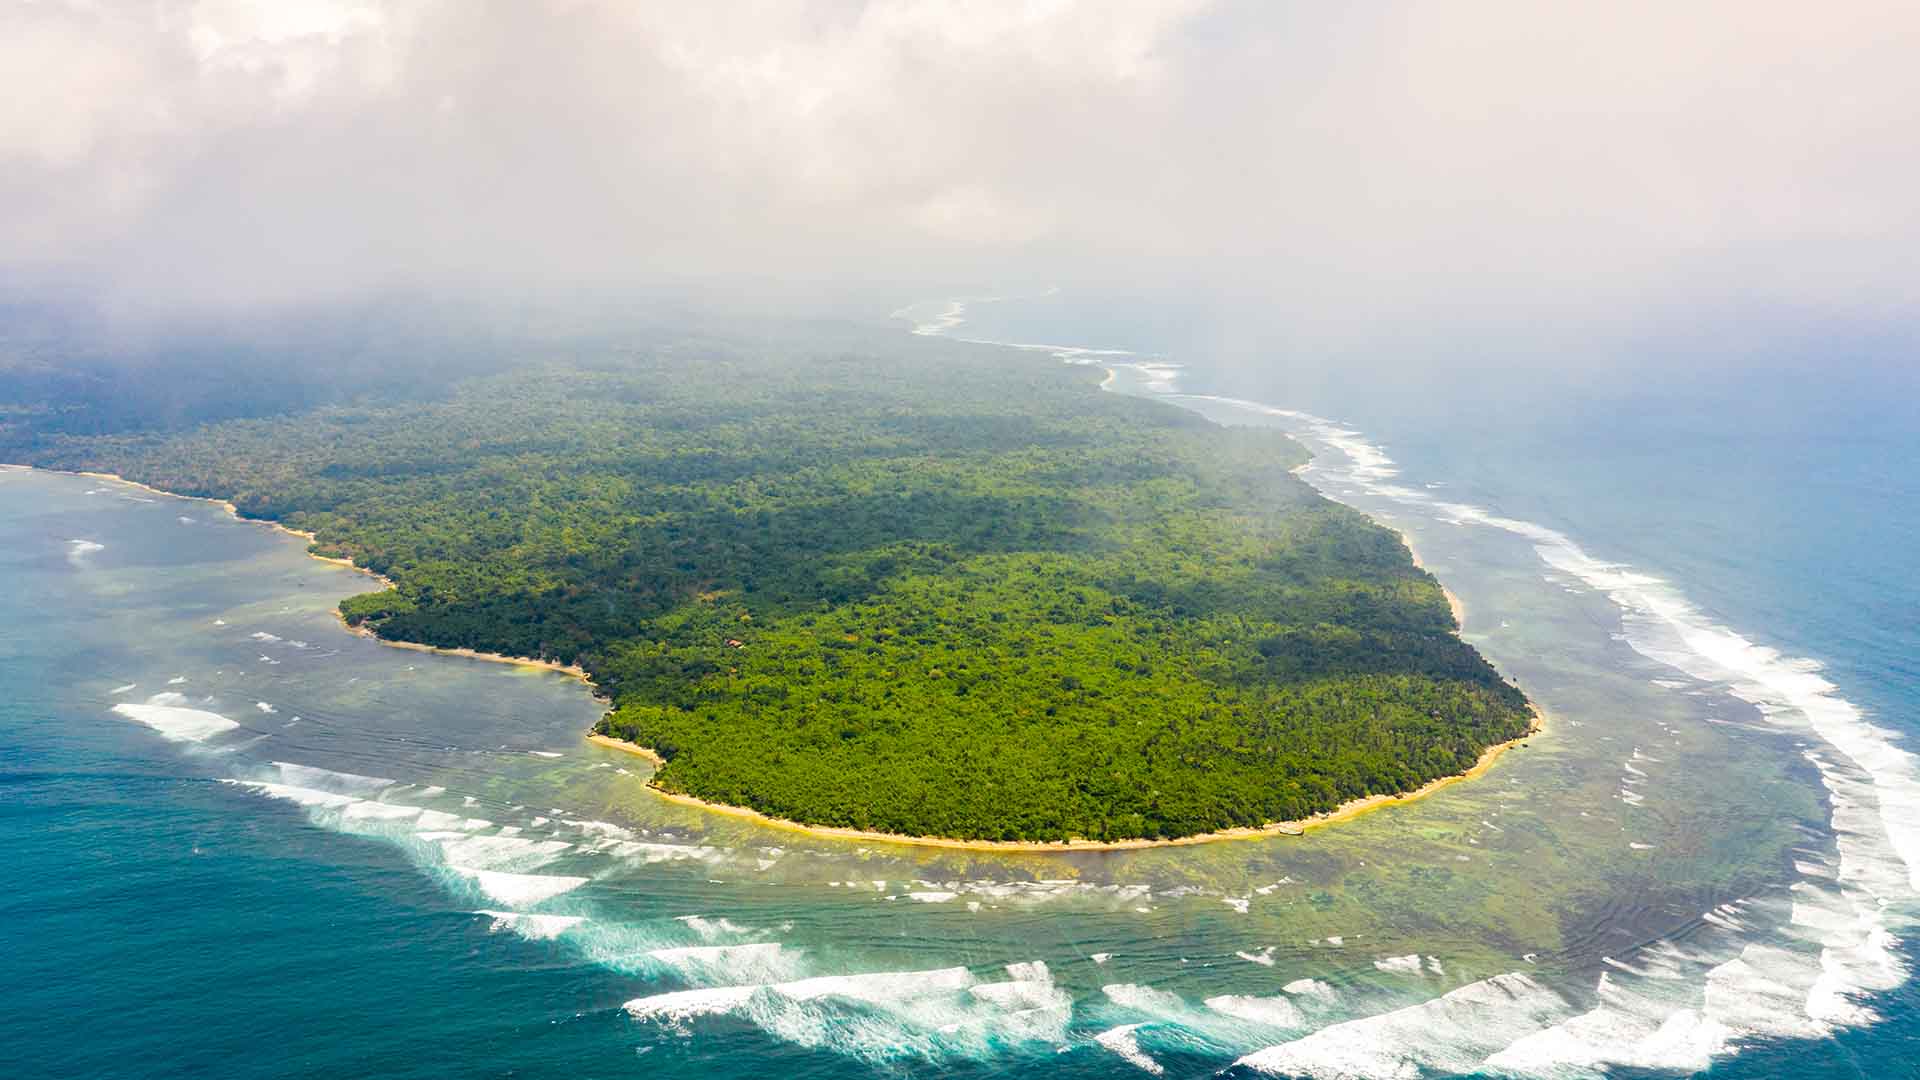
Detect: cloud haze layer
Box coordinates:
(4, 1, 1917, 350)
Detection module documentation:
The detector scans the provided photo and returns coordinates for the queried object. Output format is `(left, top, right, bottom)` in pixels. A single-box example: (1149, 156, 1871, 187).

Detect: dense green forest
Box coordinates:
(3, 317, 1531, 841)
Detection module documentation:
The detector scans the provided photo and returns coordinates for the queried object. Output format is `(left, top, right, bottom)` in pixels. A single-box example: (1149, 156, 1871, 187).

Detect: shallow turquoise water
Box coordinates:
(4, 311, 1916, 1078)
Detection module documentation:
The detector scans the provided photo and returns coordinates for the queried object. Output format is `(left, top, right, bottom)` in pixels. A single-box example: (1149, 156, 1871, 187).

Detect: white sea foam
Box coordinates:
(451, 867, 588, 906)
(605, 839, 722, 864)
(627, 965, 974, 1019)
(1099, 980, 1316, 1062)
(897, 297, 974, 336)
(751, 965, 980, 1005)
(624, 963, 1067, 1060)
(647, 942, 789, 983)
(1176, 391, 1920, 1063)
(1239, 973, 1569, 1079)
(1485, 971, 1742, 1075)
(113, 694, 238, 743)
(478, 910, 585, 940)
(676, 915, 751, 939)
(1127, 362, 1183, 394)
(1094, 1024, 1164, 1074)
(565, 818, 635, 842)
(340, 800, 422, 823)
(428, 833, 571, 870)
(66, 539, 104, 565)
(270, 761, 394, 795)
(1294, 405, 1916, 879)
(1701, 942, 1835, 1042)
(1206, 994, 1305, 1030)
(895, 293, 1136, 372)
(624, 984, 760, 1023)
(228, 780, 358, 808)
(1103, 983, 1187, 1015)
(967, 961, 1066, 1022)
(1283, 978, 1336, 1001)
(650, 942, 779, 966)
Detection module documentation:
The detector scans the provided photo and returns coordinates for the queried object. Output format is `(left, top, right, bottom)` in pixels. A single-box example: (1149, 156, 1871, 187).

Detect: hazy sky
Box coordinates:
(4, 1, 1917, 354)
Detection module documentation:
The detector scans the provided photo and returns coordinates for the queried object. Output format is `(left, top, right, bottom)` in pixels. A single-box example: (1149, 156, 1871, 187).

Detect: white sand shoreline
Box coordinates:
(589, 705, 1544, 853)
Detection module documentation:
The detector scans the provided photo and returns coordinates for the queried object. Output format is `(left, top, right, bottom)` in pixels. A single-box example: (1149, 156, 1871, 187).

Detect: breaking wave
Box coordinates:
(625, 960, 1072, 1064)
(898, 297, 1917, 1076)
(76, 306, 1919, 1077)
(114, 692, 240, 744)
(66, 538, 104, 566)
(1161, 385, 1917, 1077)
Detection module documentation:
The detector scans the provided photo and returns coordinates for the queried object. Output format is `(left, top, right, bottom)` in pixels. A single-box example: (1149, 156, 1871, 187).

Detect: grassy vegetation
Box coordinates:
(4, 324, 1530, 841)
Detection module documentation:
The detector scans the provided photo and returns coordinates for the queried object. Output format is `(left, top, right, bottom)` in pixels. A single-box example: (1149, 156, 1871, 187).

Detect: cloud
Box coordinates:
(3, 0, 1917, 350)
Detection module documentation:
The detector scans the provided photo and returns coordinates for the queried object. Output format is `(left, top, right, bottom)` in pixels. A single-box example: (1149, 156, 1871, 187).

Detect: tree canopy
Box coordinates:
(4, 323, 1531, 841)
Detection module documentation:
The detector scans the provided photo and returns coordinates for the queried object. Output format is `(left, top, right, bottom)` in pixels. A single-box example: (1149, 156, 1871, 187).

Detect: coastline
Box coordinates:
(333, 615, 599, 692)
(20, 431, 1529, 853)
(1089, 368, 1468, 631)
(1402, 534, 1468, 627)
(588, 705, 1544, 853)
(68, 469, 376, 568)
(20, 466, 597, 692)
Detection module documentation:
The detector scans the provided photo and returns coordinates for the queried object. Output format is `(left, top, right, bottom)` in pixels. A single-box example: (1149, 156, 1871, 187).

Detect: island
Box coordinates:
(1, 319, 1533, 843)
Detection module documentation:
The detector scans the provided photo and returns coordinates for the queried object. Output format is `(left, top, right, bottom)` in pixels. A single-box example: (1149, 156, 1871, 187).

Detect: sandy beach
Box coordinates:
(334, 615, 599, 691)
(1401, 532, 1467, 627)
(589, 705, 1545, 853)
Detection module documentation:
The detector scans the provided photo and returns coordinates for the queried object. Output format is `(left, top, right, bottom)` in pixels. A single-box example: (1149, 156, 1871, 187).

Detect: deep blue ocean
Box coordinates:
(3, 303, 1916, 1078)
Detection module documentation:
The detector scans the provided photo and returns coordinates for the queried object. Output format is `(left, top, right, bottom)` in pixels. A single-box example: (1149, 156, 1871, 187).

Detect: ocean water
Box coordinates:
(4, 304, 1917, 1078)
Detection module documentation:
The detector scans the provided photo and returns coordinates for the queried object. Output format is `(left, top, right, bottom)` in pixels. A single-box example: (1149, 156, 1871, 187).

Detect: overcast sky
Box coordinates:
(4, 1, 1917, 358)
